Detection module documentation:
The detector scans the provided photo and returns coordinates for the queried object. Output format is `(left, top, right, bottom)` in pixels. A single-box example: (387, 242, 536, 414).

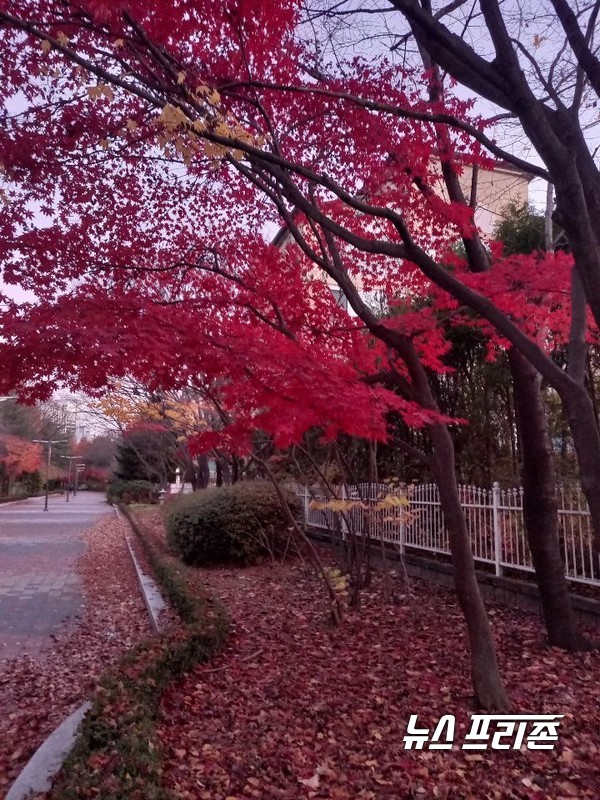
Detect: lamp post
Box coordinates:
(74, 463, 85, 496)
(60, 455, 82, 502)
(32, 439, 68, 511)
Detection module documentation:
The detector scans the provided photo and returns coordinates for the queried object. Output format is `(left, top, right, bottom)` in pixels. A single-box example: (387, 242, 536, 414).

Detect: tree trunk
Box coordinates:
(319, 228, 510, 706)
(429, 423, 510, 710)
(400, 339, 510, 708)
(196, 454, 210, 489)
(509, 350, 591, 649)
(585, 355, 599, 431)
(412, 56, 587, 648)
(561, 383, 600, 546)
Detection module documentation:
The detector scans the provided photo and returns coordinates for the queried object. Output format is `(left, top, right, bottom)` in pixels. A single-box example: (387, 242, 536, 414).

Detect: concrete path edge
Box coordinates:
(114, 504, 167, 634)
(120, 518, 166, 634)
(5, 701, 91, 800)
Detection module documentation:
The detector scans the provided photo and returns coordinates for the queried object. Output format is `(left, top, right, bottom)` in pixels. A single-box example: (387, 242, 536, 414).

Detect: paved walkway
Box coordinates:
(0, 492, 111, 664)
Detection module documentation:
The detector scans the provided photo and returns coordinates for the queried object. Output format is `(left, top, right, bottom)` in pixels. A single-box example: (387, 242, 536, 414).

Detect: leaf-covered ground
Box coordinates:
(147, 519, 600, 799)
(0, 515, 151, 798)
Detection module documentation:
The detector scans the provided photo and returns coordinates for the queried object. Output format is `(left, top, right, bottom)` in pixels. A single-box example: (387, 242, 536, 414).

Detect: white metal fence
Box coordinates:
(296, 482, 600, 587)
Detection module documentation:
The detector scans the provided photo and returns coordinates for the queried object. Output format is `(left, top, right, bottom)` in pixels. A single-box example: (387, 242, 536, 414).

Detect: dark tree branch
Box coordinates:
(550, 0, 600, 100)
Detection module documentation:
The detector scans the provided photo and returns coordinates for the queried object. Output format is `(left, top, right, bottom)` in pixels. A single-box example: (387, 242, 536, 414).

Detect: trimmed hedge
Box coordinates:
(164, 480, 301, 566)
(107, 479, 158, 505)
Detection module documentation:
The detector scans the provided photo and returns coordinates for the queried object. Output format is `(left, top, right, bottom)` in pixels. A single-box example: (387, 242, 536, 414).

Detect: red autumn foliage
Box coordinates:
(0, 434, 42, 478)
(0, 0, 577, 457)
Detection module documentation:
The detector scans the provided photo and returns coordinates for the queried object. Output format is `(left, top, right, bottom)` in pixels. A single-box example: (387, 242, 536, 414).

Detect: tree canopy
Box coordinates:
(2, 0, 600, 706)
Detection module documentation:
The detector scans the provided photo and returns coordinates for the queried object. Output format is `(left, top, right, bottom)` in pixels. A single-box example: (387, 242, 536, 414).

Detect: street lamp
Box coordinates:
(74, 463, 85, 496)
(32, 439, 68, 511)
(60, 455, 82, 502)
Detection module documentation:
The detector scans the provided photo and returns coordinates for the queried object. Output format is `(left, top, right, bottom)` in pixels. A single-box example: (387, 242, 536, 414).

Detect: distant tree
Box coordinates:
(0, 434, 42, 495)
(494, 203, 548, 257)
(76, 435, 117, 472)
(0, 400, 41, 440)
(114, 425, 179, 487)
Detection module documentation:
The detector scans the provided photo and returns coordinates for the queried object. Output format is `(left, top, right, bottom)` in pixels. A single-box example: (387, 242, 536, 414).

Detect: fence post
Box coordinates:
(399, 483, 406, 555)
(303, 484, 309, 523)
(492, 481, 502, 577)
(340, 484, 349, 540)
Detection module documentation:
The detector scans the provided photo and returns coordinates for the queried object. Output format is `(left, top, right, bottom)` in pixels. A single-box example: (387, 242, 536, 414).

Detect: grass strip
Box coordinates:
(49, 505, 230, 800)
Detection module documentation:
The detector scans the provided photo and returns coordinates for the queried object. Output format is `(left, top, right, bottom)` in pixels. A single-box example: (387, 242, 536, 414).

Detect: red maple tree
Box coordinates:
(0, 433, 42, 484)
(1, 0, 598, 705)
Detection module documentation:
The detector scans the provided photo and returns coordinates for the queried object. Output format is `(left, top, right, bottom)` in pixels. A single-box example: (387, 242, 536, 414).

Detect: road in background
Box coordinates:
(0, 493, 111, 664)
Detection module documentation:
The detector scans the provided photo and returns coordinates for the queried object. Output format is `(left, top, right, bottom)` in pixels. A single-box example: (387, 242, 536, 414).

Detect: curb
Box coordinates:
(0, 493, 63, 507)
(5, 702, 91, 800)
(114, 505, 167, 634)
(122, 531, 167, 634)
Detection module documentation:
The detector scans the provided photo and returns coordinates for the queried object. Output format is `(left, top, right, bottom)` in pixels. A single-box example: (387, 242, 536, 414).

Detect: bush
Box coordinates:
(21, 470, 42, 495)
(107, 479, 158, 505)
(164, 480, 301, 566)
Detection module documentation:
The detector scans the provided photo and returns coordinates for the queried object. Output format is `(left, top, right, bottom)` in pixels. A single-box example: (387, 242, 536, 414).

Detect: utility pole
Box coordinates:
(60, 455, 82, 502)
(74, 463, 85, 496)
(32, 439, 68, 511)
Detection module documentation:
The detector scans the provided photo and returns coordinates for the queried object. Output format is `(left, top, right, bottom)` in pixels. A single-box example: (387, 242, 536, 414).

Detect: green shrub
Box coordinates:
(21, 470, 42, 495)
(164, 480, 301, 566)
(107, 479, 158, 505)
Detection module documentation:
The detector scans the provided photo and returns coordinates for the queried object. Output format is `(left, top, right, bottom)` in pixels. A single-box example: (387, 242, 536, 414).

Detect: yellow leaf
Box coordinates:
(114, 38, 125, 48)
(156, 102, 188, 130)
(87, 85, 114, 101)
(192, 119, 207, 133)
(375, 494, 409, 511)
(214, 120, 233, 137)
(99, 138, 109, 150)
(126, 118, 138, 131)
(177, 70, 186, 84)
(56, 31, 70, 46)
(202, 140, 227, 160)
(40, 40, 51, 53)
(194, 84, 220, 104)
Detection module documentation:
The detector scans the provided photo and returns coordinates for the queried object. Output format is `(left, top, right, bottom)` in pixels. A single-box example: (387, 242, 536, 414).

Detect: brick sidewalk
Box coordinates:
(0, 493, 111, 664)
